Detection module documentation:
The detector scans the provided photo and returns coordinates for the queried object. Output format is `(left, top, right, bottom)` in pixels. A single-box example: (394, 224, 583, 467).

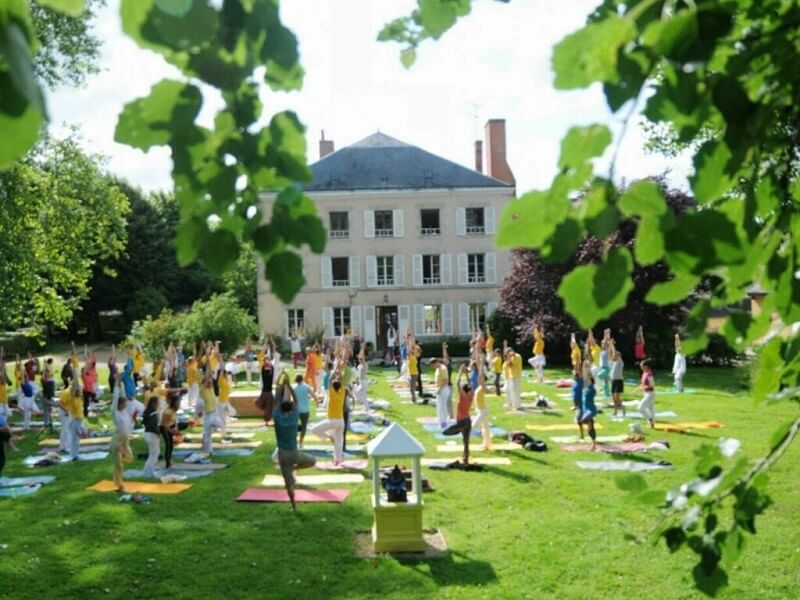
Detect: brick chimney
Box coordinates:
(319, 130, 334, 159)
(485, 119, 515, 185)
(474, 140, 483, 173)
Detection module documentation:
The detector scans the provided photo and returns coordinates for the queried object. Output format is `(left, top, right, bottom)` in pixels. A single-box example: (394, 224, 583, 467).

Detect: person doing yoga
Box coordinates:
(442, 364, 474, 465)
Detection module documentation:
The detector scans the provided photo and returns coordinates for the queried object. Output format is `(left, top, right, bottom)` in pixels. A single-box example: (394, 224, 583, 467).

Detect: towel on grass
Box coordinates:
(87, 480, 192, 494)
(23, 452, 108, 466)
(1, 475, 56, 487)
(561, 443, 648, 453)
(576, 460, 673, 472)
(313, 460, 368, 471)
(0, 484, 42, 498)
(421, 457, 511, 466)
(123, 469, 215, 480)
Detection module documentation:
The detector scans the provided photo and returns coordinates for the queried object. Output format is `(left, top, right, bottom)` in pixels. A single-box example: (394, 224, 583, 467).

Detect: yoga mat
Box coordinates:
(421, 457, 511, 466)
(175, 441, 262, 450)
(314, 460, 369, 471)
(561, 443, 648, 453)
(260, 473, 364, 487)
(157, 461, 229, 471)
(23, 451, 108, 466)
(349, 422, 382, 434)
(40, 436, 113, 447)
(416, 416, 440, 425)
(526, 423, 605, 431)
(550, 434, 628, 444)
(436, 442, 519, 452)
(302, 449, 360, 460)
(37, 444, 110, 454)
(576, 460, 673, 472)
(310, 432, 369, 443)
(508, 407, 563, 415)
(0, 484, 42, 498)
(302, 444, 366, 453)
(612, 411, 678, 420)
(434, 427, 508, 440)
(654, 421, 724, 432)
(123, 469, 215, 480)
(224, 421, 267, 429)
(656, 388, 698, 395)
(1, 475, 56, 487)
(173, 448, 255, 457)
(86, 480, 192, 494)
(237, 488, 350, 503)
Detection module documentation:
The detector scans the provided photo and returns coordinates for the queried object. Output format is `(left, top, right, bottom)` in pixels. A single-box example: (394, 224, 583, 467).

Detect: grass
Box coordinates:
(0, 366, 797, 599)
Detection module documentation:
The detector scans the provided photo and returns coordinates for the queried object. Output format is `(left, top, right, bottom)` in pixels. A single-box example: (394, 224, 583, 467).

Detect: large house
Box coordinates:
(257, 119, 516, 351)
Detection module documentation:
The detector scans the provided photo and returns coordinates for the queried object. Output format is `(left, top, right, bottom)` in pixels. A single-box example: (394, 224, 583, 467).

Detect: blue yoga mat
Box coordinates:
(0, 484, 42, 498)
(173, 448, 255, 458)
(1, 475, 56, 487)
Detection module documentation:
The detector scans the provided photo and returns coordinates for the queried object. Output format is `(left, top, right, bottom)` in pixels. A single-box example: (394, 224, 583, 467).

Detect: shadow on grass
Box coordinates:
(396, 549, 498, 587)
(504, 450, 551, 466)
(483, 465, 542, 485)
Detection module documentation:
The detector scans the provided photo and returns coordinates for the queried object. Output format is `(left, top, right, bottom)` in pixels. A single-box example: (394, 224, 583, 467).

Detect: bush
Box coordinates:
(126, 286, 169, 323)
(690, 333, 746, 368)
(416, 337, 472, 359)
(129, 293, 257, 357)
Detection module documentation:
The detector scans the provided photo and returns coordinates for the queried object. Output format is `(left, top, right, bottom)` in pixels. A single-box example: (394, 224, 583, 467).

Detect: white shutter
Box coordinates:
(458, 303, 470, 335)
(364, 305, 376, 346)
(364, 209, 375, 238)
(486, 252, 497, 285)
(440, 253, 452, 285)
(485, 206, 496, 235)
(456, 207, 466, 236)
(366, 255, 377, 288)
(442, 304, 453, 335)
(321, 257, 332, 289)
(398, 305, 411, 338)
(284, 311, 290, 338)
(349, 255, 360, 288)
(393, 209, 404, 238)
(457, 253, 468, 285)
(322, 307, 334, 338)
(486, 302, 498, 319)
(412, 254, 423, 286)
(413, 304, 425, 336)
(393, 255, 404, 286)
(350, 306, 362, 336)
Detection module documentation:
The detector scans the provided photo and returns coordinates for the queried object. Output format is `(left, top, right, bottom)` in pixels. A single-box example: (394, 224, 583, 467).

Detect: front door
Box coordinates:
(376, 305, 398, 352)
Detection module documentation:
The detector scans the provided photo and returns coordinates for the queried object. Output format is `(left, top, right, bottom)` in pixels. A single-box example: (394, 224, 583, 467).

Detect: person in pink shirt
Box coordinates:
(638, 359, 656, 428)
(81, 347, 97, 417)
(634, 325, 647, 362)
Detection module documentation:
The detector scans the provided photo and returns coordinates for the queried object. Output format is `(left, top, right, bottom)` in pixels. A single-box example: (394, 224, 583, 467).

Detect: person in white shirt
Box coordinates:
(111, 383, 134, 492)
(290, 334, 303, 369)
(672, 334, 687, 393)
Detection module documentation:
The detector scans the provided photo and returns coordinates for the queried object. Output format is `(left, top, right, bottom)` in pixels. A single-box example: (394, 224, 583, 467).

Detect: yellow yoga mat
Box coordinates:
(40, 436, 113, 447)
(654, 421, 724, 432)
(436, 442, 519, 453)
(310, 433, 369, 443)
(526, 423, 605, 432)
(260, 474, 364, 487)
(176, 441, 262, 450)
(86, 480, 192, 494)
(422, 457, 511, 466)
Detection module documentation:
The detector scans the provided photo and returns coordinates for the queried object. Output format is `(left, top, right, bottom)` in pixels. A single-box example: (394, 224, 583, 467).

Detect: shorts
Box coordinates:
(611, 379, 624, 394)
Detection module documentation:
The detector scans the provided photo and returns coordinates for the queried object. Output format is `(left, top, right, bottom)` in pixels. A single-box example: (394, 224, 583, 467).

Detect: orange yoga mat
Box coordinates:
(526, 423, 604, 432)
(654, 421, 724, 432)
(86, 480, 192, 494)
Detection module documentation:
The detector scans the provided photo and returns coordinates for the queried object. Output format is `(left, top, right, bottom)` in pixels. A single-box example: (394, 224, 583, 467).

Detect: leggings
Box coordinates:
(443, 418, 472, 462)
(160, 426, 174, 467)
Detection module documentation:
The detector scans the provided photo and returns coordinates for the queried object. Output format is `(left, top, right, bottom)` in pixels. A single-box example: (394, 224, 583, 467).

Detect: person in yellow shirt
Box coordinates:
(570, 333, 582, 371)
(310, 365, 347, 464)
(485, 326, 495, 370)
(528, 325, 546, 383)
(407, 346, 419, 404)
(186, 357, 200, 406)
(502, 347, 514, 409)
(60, 380, 84, 460)
(133, 344, 145, 381)
(199, 372, 221, 454)
(472, 361, 492, 451)
(216, 369, 236, 438)
(491, 349, 503, 397)
(503, 342, 523, 410)
(432, 357, 451, 428)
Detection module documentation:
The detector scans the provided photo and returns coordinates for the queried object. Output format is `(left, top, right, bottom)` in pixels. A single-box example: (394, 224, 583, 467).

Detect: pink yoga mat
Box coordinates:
(314, 460, 368, 471)
(561, 443, 648, 453)
(236, 488, 351, 503)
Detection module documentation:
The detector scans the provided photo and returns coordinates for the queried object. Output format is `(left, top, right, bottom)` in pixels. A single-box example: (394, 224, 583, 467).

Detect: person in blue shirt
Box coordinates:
(572, 368, 585, 440)
(273, 377, 316, 511)
(580, 363, 599, 450)
(292, 374, 317, 449)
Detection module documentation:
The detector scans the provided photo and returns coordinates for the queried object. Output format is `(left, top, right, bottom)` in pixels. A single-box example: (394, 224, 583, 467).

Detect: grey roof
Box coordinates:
(302, 132, 512, 192)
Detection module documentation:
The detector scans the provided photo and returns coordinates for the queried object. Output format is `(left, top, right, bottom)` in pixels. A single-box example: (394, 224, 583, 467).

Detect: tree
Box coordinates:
(500, 182, 697, 366)
(0, 134, 129, 330)
(221, 243, 257, 317)
(380, 0, 800, 593)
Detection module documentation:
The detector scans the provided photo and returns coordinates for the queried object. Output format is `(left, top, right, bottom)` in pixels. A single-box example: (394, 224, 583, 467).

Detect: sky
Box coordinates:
(49, 0, 691, 194)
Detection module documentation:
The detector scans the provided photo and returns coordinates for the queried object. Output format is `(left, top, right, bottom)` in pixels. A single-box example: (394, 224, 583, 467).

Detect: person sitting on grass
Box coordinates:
(274, 377, 316, 511)
(442, 364, 473, 465)
(111, 383, 134, 492)
(580, 362, 598, 451)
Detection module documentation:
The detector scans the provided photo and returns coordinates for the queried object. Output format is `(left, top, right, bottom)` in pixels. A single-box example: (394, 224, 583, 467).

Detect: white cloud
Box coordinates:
(48, 0, 690, 194)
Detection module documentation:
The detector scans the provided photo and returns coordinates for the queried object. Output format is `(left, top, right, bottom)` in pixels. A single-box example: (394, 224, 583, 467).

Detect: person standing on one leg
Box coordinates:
(199, 372, 221, 455)
(638, 360, 656, 429)
(528, 324, 546, 384)
(273, 381, 316, 512)
(160, 395, 179, 469)
(598, 339, 611, 398)
(610, 346, 625, 417)
(580, 368, 599, 451)
(310, 365, 346, 465)
(635, 325, 647, 362)
(570, 333, 582, 373)
(292, 374, 316, 449)
(442, 365, 473, 465)
(510, 346, 523, 411)
(142, 395, 161, 478)
(672, 334, 687, 393)
(111, 384, 134, 491)
(407, 342, 419, 404)
(442, 342, 454, 419)
(431, 358, 451, 429)
(572, 367, 585, 440)
(472, 359, 492, 451)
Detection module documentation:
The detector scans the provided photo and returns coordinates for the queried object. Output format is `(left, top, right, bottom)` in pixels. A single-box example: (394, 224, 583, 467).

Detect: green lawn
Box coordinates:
(0, 366, 797, 599)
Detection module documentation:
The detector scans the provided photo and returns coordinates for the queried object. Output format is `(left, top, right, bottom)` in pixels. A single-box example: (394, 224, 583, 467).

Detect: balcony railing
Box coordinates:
(375, 228, 394, 237)
(466, 225, 485, 234)
(329, 230, 349, 239)
(467, 274, 486, 284)
(332, 279, 349, 287)
(377, 277, 395, 287)
(421, 227, 441, 236)
(422, 276, 441, 285)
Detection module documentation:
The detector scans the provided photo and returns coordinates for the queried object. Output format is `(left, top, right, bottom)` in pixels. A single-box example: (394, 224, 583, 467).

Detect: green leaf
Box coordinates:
(581, 180, 620, 239)
(115, 79, 202, 150)
(690, 140, 737, 204)
(400, 47, 417, 68)
(642, 9, 698, 58)
(615, 473, 647, 493)
(0, 23, 44, 110)
(265, 250, 305, 304)
(635, 216, 665, 265)
(553, 16, 635, 89)
(664, 210, 746, 275)
(694, 443, 722, 478)
(35, 0, 85, 17)
(682, 299, 710, 355)
(122, 0, 217, 53)
(619, 180, 667, 217)
(769, 419, 796, 450)
(539, 217, 583, 263)
(604, 47, 651, 112)
(0, 73, 43, 169)
(496, 189, 570, 249)
(557, 247, 634, 328)
(558, 125, 612, 169)
(199, 228, 240, 274)
(418, 0, 471, 38)
(175, 217, 207, 265)
(643, 67, 708, 142)
(646, 272, 700, 305)
(752, 337, 782, 404)
(718, 527, 746, 568)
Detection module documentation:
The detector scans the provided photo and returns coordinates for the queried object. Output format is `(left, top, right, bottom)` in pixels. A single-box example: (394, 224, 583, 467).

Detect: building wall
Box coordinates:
(257, 186, 514, 343)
